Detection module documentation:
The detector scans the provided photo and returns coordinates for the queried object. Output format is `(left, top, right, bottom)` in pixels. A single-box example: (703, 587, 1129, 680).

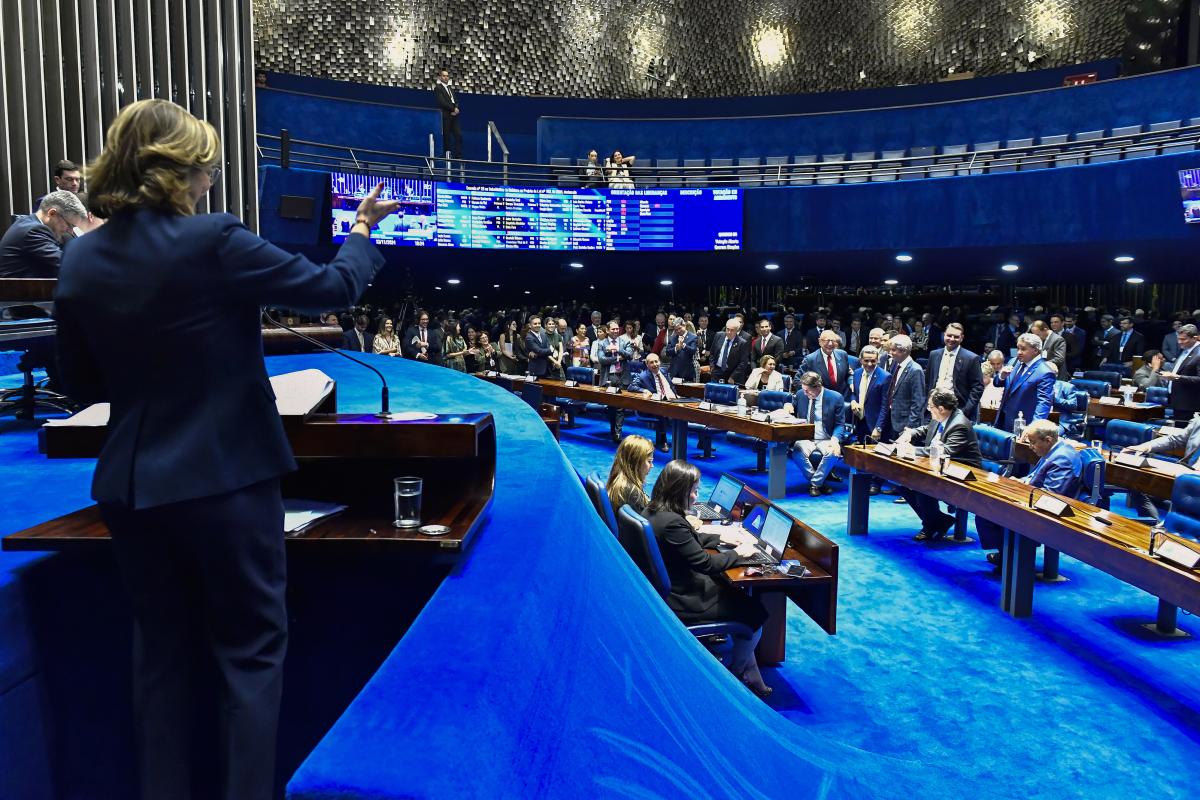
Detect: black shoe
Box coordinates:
(657, 441, 671, 453)
(986, 551, 1001, 567)
(808, 484, 821, 497)
(914, 527, 945, 542)
(868, 485, 880, 496)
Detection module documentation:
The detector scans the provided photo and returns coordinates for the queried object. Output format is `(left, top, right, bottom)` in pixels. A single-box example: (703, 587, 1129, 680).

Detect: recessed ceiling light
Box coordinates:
(493, 284, 500, 288)
(524, 290, 531, 294)
(434, 286, 442, 290)
(884, 279, 899, 285)
(765, 262, 780, 271)
(1001, 263, 1019, 272)
(660, 279, 673, 286)
(1114, 255, 1135, 263)
(569, 262, 583, 269)
(447, 278, 460, 284)
(1126, 276, 1145, 284)
(589, 285, 595, 290)
(895, 254, 913, 263)
(472, 295, 478, 299)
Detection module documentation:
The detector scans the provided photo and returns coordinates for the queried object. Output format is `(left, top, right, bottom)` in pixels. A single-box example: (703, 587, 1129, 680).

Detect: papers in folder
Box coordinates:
(767, 409, 800, 423)
(283, 499, 347, 535)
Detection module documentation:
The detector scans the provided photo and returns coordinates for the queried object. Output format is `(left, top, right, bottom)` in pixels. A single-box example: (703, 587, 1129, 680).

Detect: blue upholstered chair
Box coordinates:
(1077, 448, 1107, 507)
(1082, 370, 1122, 389)
(1055, 389, 1089, 439)
(584, 472, 619, 536)
(1162, 473, 1200, 541)
(616, 505, 754, 640)
(976, 425, 1016, 476)
(1145, 386, 1171, 424)
(1103, 419, 1155, 451)
(1070, 378, 1110, 399)
(692, 383, 739, 458)
(561, 366, 596, 426)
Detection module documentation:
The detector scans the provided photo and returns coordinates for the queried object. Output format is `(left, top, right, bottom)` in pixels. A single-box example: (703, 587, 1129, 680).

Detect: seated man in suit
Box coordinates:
(784, 371, 846, 496)
(924, 321, 984, 422)
(341, 314, 374, 352)
(845, 345, 890, 446)
(1122, 412, 1200, 521)
(0, 190, 88, 277)
(629, 352, 680, 452)
(403, 309, 444, 365)
(895, 389, 983, 541)
(975, 419, 1083, 564)
(710, 319, 751, 385)
(1133, 350, 1166, 390)
(800, 330, 850, 394)
(992, 333, 1055, 434)
(664, 319, 697, 382)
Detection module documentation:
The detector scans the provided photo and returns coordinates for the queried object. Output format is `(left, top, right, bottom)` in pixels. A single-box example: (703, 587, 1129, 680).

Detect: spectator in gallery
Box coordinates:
(433, 68, 463, 160)
(496, 318, 521, 373)
(586, 309, 605, 345)
(476, 331, 499, 370)
(571, 323, 592, 368)
(605, 150, 636, 189)
(372, 317, 400, 356)
(910, 319, 929, 357)
(745, 355, 785, 391)
(463, 326, 480, 372)
(342, 314, 374, 352)
(606, 434, 654, 514)
(442, 319, 468, 372)
(403, 309, 444, 365)
(582, 149, 605, 187)
(545, 317, 566, 379)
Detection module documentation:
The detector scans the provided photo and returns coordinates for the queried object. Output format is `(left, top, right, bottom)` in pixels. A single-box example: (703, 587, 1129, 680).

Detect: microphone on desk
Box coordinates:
(260, 310, 391, 418)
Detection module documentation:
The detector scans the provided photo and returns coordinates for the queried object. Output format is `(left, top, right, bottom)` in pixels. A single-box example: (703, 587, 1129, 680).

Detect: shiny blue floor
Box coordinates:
(558, 412, 1200, 798)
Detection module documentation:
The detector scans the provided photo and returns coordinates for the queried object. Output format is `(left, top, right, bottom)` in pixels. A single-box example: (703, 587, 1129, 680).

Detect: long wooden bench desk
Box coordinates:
(1014, 438, 1189, 501)
(842, 444, 1200, 635)
(477, 373, 814, 498)
(1087, 398, 1164, 423)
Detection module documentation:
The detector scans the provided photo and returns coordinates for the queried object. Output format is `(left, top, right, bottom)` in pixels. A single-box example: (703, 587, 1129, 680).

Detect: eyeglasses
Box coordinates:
(206, 166, 222, 184)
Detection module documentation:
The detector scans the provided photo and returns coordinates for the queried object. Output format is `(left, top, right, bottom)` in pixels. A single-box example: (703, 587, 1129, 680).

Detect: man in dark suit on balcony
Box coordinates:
(433, 68, 463, 160)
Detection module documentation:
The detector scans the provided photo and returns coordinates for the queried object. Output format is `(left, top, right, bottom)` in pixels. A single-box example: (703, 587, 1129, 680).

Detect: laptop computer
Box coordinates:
(734, 506, 793, 567)
(689, 474, 742, 521)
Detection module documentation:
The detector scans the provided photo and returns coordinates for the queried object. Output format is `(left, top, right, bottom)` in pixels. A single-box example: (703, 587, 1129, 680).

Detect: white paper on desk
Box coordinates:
(44, 402, 110, 427)
(283, 499, 347, 534)
(1098, 396, 1120, 406)
(271, 369, 334, 417)
(698, 522, 743, 536)
(768, 409, 800, 423)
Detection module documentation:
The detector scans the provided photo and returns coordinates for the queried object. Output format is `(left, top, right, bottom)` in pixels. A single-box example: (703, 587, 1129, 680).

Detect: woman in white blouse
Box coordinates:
(979, 349, 1007, 409)
(745, 355, 785, 391)
(373, 317, 400, 356)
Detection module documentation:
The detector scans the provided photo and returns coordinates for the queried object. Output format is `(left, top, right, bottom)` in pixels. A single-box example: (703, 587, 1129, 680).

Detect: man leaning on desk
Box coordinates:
(1122, 413, 1200, 521)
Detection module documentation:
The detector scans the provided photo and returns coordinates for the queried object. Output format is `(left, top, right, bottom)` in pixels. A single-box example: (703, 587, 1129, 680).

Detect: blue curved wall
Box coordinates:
(536, 67, 1200, 162)
(256, 89, 442, 160)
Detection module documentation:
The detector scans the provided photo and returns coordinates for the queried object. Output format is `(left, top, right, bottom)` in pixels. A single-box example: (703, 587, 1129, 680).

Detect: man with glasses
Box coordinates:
(0, 190, 89, 277)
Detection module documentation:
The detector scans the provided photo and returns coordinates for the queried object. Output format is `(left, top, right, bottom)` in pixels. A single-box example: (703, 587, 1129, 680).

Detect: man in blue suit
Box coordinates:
(801, 330, 850, 394)
(629, 352, 681, 451)
(786, 371, 846, 496)
(524, 316, 553, 377)
(664, 319, 697, 382)
(845, 345, 890, 444)
(924, 322, 983, 422)
(975, 420, 1082, 562)
(992, 332, 1056, 434)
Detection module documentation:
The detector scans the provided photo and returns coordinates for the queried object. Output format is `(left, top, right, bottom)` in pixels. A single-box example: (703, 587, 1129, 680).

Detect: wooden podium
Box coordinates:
(6, 370, 495, 555)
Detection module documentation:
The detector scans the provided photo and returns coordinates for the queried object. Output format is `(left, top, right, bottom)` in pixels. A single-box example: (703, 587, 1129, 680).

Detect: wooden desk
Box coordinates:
(480, 374, 814, 499)
(1013, 439, 1186, 500)
(979, 406, 1060, 425)
(1108, 388, 1146, 403)
(1087, 399, 1163, 423)
(842, 445, 1200, 634)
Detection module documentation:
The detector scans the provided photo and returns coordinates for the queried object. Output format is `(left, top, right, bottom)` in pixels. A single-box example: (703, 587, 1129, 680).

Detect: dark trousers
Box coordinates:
(102, 478, 288, 800)
(898, 487, 953, 531)
(441, 113, 463, 159)
(975, 516, 1004, 550)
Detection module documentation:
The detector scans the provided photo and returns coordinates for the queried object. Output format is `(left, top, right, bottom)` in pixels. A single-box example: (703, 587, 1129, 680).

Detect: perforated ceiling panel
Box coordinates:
(252, 0, 1126, 98)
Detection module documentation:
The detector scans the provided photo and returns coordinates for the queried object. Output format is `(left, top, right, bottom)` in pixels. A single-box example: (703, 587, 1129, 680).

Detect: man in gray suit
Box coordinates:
(1123, 413, 1200, 520)
(883, 334, 926, 441)
(1030, 319, 1066, 375)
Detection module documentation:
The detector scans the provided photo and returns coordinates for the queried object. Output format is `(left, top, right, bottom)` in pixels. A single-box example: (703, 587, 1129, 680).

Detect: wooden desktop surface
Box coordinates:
(1086, 399, 1163, 423)
(1013, 438, 1187, 500)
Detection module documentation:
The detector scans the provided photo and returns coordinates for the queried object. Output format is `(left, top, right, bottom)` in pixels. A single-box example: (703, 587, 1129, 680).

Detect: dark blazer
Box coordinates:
(710, 333, 751, 385)
(800, 348, 850, 394)
(1168, 345, 1200, 415)
(1105, 329, 1144, 364)
(1064, 326, 1087, 370)
(886, 359, 926, 434)
(0, 214, 62, 277)
(1027, 440, 1083, 497)
(989, 322, 1019, 356)
(845, 365, 890, 439)
(750, 332, 784, 364)
(780, 327, 804, 362)
(341, 327, 374, 353)
(630, 367, 678, 396)
(924, 346, 984, 421)
(55, 208, 382, 510)
(803, 327, 825, 353)
(524, 329, 552, 377)
(1041, 331, 1067, 374)
(586, 323, 606, 347)
(433, 82, 458, 116)
(992, 357, 1055, 433)
(844, 327, 865, 356)
(647, 509, 740, 622)
(695, 327, 717, 363)
(665, 331, 697, 380)
(792, 388, 846, 442)
(403, 324, 443, 365)
(909, 409, 982, 467)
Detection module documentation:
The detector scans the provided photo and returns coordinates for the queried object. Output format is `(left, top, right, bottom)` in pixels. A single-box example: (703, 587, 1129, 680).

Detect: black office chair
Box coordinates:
(0, 322, 75, 420)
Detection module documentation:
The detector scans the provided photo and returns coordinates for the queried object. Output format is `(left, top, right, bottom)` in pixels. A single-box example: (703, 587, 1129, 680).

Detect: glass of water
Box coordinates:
(393, 476, 423, 528)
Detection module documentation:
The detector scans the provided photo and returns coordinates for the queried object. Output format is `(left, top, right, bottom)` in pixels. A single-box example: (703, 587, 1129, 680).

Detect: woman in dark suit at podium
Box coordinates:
(53, 99, 398, 800)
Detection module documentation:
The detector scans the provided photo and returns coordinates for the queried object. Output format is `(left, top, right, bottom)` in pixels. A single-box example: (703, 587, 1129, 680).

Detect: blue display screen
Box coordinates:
(1179, 168, 1200, 224)
(330, 172, 742, 251)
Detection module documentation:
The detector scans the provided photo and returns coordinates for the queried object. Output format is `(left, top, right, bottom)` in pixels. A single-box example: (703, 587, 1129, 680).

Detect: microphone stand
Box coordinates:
(261, 310, 391, 418)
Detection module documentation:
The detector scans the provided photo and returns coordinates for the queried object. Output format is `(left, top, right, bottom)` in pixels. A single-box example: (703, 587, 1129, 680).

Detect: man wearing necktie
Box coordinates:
(711, 320, 751, 385)
(801, 331, 849, 393)
(1102, 316, 1143, 368)
(403, 309, 443, 365)
(924, 322, 983, 422)
(752, 318, 783, 363)
(846, 345, 890, 446)
(631, 353, 678, 451)
(784, 372, 846, 496)
(992, 333, 1055, 434)
(524, 316, 553, 377)
(1159, 323, 1200, 420)
(433, 69, 463, 160)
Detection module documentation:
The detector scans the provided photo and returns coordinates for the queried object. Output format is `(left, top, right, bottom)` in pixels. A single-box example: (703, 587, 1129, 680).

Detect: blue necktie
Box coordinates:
(935, 422, 944, 437)
(1120, 331, 1130, 350)
(718, 337, 731, 369)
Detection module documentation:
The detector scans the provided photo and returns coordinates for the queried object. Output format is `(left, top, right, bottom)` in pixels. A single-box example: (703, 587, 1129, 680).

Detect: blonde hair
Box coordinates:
(86, 99, 220, 218)
(607, 435, 654, 510)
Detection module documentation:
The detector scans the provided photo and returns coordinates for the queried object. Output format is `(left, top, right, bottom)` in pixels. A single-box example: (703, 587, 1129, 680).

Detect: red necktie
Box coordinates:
(657, 371, 668, 397)
(827, 354, 836, 385)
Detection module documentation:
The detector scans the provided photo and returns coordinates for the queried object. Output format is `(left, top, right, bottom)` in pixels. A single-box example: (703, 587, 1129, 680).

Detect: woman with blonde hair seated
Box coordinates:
(606, 434, 655, 513)
(745, 355, 785, 391)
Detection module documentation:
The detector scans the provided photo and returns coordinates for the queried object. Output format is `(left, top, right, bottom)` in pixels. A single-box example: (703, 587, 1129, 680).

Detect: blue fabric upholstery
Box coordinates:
(1163, 473, 1200, 541)
(566, 366, 595, 384)
(1145, 386, 1170, 416)
(584, 472, 619, 536)
(1103, 419, 1155, 451)
(704, 383, 738, 405)
(757, 390, 790, 412)
(1076, 448, 1107, 506)
(976, 424, 1015, 476)
(1082, 370, 1122, 389)
(1070, 379, 1110, 399)
(562, 366, 597, 425)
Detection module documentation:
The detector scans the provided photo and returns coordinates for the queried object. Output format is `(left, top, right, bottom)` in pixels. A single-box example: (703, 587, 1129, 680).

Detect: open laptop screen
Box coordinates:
(761, 507, 793, 556)
(709, 475, 741, 510)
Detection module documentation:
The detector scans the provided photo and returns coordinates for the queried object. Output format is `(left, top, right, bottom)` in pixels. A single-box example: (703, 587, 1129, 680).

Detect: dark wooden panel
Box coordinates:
(1087, 399, 1163, 422)
(0, 278, 56, 302)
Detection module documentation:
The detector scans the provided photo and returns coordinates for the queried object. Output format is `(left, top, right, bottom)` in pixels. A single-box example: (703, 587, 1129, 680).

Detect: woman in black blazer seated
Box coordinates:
(54, 99, 398, 800)
(645, 461, 773, 697)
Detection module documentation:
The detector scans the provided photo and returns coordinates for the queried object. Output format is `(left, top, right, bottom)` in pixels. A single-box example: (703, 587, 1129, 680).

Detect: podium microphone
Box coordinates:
(261, 310, 391, 418)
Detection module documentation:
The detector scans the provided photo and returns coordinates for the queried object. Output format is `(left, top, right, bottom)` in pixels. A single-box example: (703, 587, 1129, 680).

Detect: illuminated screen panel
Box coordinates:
(330, 172, 437, 246)
(1179, 168, 1200, 224)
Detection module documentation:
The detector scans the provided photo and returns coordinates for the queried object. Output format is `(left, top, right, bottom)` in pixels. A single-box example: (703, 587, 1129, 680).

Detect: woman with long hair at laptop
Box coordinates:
(606, 435, 654, 513)
(645, 461, 773, 698)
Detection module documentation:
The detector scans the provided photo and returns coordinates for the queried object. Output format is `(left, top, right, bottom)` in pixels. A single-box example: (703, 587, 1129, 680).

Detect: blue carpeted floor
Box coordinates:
(557, 412, 1200, 799)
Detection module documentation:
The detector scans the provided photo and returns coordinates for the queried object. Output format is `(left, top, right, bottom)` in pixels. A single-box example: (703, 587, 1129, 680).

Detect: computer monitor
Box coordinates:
(709, 475, 741, 510)
(760, 507, 793, 557)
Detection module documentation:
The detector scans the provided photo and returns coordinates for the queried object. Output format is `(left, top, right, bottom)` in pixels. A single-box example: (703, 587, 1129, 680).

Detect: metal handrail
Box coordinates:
(258, 122, 1200, 186)
(486, 121, 509, 184)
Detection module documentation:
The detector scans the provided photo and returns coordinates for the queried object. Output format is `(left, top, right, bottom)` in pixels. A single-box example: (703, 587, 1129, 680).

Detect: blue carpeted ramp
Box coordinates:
(277, 354, 990, 800)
